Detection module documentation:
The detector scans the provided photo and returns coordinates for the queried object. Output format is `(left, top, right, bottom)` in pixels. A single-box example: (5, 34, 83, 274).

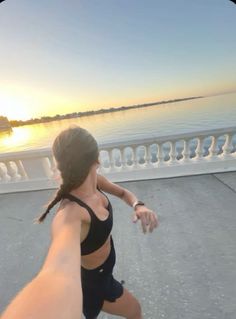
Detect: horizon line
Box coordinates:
(8, 94, 205, 124)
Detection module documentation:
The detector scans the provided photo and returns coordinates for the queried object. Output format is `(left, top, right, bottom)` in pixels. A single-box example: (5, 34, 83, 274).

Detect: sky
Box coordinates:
(0, 0, 236, 120)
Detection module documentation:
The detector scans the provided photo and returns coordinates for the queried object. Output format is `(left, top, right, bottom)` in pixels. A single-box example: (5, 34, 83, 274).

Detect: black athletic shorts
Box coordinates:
(81, 237, 124, 319)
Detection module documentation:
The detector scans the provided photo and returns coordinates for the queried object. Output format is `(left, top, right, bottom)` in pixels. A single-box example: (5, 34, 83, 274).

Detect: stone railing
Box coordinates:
(0, 126, 235, 194)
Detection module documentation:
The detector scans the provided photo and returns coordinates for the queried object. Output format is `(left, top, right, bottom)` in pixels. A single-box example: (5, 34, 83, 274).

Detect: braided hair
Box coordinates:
(37, 126, 99, 223)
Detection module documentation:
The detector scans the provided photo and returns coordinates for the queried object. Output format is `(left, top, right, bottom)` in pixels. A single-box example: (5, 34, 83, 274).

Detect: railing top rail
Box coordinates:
(99, 126, 236, 149)
(0, 148, 52, 160)
(0, 126, 236, 160)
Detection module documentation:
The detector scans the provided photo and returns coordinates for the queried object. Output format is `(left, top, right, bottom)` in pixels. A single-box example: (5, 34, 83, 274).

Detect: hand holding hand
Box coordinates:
(132, 206, 159, 233)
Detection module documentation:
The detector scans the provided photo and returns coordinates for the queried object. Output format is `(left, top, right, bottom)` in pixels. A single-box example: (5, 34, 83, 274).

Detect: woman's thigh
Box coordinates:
(102, 288, 142, 319)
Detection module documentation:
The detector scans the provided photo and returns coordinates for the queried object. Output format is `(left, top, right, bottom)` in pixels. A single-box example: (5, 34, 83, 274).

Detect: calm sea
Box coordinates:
(0, 93, 236, 153)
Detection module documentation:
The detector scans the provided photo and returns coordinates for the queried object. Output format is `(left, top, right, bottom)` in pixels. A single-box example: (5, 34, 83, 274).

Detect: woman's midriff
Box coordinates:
(81, 236, 111, 270)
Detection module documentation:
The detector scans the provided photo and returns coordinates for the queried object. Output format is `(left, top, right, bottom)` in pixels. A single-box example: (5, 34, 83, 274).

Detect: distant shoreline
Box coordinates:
(0, 116, 12, 132)
(10, 95, 204, 128)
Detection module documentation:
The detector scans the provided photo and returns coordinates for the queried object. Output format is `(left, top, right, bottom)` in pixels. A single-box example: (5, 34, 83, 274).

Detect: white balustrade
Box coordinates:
(0, 127, 236, 193)
(0, 149, 57, 193)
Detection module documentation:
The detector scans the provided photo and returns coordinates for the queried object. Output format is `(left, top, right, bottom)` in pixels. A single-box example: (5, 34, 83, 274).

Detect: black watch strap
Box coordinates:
(132, 200, 145, 209)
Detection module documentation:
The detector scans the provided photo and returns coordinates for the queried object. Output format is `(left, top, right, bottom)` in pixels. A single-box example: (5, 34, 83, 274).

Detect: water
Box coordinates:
(0, 93, 235, 153)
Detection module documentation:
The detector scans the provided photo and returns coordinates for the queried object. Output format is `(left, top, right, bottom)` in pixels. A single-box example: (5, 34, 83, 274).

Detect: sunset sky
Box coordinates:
(0, 0, 236, 120)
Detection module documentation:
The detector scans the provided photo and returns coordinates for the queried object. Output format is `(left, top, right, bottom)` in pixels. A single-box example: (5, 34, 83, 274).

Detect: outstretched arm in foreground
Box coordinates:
(1, 204, 82, 319)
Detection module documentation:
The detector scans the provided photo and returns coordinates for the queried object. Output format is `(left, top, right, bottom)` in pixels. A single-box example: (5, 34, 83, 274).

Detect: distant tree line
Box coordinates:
(9, 96, 202, 127)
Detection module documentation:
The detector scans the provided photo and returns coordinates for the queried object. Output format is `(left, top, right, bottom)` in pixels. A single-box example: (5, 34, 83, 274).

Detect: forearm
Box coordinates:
(121, 188, 139, 207)
(1, 270, 82, 319)
(42, 225, 81, 276)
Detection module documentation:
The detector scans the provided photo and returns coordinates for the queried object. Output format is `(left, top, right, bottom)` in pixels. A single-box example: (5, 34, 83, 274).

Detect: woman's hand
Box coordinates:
(132, 206, 159, 233)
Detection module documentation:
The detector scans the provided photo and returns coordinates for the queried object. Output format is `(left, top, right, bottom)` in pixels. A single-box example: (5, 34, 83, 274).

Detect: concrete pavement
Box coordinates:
(0, 172, 236, 319)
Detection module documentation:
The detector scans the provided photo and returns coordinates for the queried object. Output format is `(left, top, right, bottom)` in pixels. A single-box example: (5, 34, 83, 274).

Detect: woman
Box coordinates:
(38, 125, 158, 319)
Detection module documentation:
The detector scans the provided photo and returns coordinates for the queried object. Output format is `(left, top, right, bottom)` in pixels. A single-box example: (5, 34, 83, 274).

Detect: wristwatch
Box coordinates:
(132, 200, 145, 210)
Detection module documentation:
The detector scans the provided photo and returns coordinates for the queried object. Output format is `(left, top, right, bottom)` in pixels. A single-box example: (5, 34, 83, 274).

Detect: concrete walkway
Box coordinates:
(0, 172, 236, 319)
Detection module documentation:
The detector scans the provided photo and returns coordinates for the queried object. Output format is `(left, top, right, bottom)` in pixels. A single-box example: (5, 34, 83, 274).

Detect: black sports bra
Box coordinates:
(63, 187, 113, 256)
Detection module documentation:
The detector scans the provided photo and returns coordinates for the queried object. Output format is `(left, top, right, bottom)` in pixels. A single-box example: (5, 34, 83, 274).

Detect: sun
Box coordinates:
(0, 93, 31, 121)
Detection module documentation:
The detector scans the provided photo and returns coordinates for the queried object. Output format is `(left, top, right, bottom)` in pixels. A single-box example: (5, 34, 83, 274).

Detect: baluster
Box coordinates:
(0, 163, 11, 182)
(15, 160, 27, 180)
(5, 161, 21, 181)
(157, 143, 164, 164)
(144, 144, 152, 166)
(195, 137, 204, 159)
(108, 149, 115, 170)
(133, 146, 139, 168)
(182, 139, 191, 161)
(208, 135, 219, 158)
(169, 141, 177, 163)
(222, 133, 233, 156)
(117, 149, 123, 167)
(121, 148, 127, 168)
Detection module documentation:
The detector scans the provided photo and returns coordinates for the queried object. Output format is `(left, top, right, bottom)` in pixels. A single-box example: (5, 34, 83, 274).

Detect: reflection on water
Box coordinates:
(0, 93, 235, 153)
(0, 128, 31, 150)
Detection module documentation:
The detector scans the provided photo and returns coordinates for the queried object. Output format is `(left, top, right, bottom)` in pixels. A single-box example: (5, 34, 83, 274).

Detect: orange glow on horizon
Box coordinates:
(0, 93, 31, 121)
(1, 84, 235, 122)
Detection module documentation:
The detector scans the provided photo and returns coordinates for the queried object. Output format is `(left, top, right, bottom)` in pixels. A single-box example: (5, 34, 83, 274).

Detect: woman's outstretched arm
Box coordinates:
(1, 204, 83, 319)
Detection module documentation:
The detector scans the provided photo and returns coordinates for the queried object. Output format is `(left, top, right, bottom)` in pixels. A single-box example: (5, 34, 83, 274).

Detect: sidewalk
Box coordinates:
(0, 172, 236, 319)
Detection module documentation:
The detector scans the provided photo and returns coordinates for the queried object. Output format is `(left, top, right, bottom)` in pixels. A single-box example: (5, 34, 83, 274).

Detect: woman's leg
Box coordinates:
(102, 288, 142, 319)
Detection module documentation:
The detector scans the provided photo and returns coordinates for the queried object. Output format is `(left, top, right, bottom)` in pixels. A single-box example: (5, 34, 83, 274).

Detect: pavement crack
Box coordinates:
(212, 174, 236, 194)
